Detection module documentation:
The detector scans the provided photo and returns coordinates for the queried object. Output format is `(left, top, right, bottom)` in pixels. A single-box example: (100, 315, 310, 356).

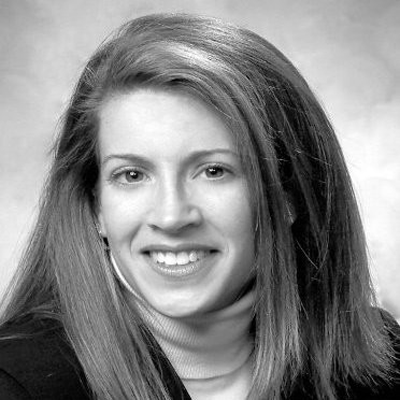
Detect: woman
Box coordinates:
(0, 13, 398, 400)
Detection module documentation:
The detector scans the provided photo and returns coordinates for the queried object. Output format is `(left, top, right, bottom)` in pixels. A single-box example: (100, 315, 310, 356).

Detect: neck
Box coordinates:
(134, 289, 255, 379)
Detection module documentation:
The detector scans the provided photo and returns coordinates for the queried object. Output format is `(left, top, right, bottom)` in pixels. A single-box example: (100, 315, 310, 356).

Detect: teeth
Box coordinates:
(149, 250, 208, 266)
(189, 251, 197, 262)
(177, 252, 189, 265)
(165, 252, 177, 265)
(151, 252, 159, 263)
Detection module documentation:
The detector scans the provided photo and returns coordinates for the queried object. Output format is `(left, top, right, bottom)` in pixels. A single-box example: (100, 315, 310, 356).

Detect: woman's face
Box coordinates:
(97, 88, 255, 318)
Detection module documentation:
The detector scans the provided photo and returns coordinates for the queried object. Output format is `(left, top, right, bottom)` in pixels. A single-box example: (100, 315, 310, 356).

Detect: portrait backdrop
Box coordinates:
(0, 0, 399, 318)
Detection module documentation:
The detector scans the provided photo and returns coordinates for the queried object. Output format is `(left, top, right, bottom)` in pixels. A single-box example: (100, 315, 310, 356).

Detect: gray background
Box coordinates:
(1, 0, 399, 318)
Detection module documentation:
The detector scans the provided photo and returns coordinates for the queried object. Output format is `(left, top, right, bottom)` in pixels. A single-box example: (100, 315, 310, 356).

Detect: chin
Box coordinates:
(149, 296, 213, 319)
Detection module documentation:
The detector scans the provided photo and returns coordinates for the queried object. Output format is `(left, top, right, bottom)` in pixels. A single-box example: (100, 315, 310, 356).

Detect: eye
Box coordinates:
(111, 168, 146, 185)
(202, 164, 228, 179)
(124, 170, 144, 182)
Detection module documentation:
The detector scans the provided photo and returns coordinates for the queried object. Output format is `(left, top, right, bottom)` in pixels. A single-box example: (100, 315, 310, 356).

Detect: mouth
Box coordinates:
(141, 247, 218, 278)
(147, 250, 215, 266)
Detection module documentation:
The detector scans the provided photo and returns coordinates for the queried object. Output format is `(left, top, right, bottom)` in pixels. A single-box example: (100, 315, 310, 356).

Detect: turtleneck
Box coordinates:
(110, 254, 255, 399)
(137, 287, 255, 379)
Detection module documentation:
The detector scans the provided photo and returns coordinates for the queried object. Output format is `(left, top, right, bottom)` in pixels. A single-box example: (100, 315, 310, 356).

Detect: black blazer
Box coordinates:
(0, 314, 399, 400)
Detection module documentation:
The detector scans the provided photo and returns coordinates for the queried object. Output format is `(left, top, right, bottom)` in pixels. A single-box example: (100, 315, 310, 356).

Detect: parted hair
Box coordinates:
(0, 13, 395, 400)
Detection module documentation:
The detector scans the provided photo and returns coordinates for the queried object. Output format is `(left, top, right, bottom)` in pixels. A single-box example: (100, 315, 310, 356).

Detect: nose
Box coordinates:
(147, 180, 202, 233)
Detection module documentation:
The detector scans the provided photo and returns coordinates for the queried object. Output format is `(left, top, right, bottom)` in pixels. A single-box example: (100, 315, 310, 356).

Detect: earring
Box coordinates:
(109, 252, 137, 296)
(95, 222, 109, 250)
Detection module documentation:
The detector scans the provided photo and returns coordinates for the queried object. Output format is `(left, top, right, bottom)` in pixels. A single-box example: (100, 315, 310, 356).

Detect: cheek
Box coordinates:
(204, 184, 254, 241)
(98, 191, 143, 241)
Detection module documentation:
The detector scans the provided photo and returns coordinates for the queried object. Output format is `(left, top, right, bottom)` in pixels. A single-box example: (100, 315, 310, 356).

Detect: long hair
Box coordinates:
(0, 13, 395, 400)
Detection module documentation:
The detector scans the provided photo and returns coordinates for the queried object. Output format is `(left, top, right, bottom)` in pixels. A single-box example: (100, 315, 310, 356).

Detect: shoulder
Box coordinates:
(380, 308, 400, 340)
(341, 309, 400, 400)
(289, 309, 400, 400)
(0, 317, 91, 400)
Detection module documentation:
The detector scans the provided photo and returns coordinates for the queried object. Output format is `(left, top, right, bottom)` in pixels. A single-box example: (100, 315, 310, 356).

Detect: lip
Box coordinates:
(142, 250, 218, 279)
(140, 243, 217, 253)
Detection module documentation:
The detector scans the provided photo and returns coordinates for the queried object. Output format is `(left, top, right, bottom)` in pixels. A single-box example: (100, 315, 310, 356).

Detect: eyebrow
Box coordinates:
(101, 148, 239, 167)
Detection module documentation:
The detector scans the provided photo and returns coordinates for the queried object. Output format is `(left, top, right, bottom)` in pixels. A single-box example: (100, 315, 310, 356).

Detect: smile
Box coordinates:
(142, 247, 218, 278)
(149, 250, 211, 266)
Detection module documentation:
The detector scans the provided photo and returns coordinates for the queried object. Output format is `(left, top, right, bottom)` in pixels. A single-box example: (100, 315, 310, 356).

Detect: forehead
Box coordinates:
(97, 88, 237, 157)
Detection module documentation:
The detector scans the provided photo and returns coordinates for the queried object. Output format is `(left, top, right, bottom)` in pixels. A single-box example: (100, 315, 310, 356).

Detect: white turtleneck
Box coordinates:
(111, 254, 255, 400)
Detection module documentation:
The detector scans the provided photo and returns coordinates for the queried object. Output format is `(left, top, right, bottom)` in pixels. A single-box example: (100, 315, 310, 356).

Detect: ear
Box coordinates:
(97, 210, 108, 238)
(92, 188, 107, 237)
